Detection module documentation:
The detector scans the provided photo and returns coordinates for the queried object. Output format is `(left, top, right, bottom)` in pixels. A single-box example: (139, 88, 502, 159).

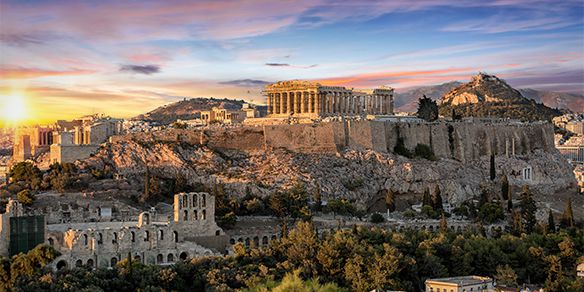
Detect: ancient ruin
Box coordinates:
(264, 80, 394, 117)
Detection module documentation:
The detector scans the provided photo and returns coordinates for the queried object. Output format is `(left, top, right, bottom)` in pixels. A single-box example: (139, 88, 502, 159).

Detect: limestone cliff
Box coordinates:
(79, 123, 576, 209)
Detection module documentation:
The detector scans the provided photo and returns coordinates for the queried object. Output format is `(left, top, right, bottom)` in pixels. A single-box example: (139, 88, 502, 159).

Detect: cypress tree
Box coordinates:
(439, 213, 448, 233)
(431, 185, 443, 211)
(520, 186, 537, 234)
(507, 190, 513, 211)
(422, 188, 432, 208)
(384, 189, 396, 212)
(490, 154, 496, 181)
(560, 198, 575, 228)
(501, 175, 510, 200)
(547, 210, 556, 233)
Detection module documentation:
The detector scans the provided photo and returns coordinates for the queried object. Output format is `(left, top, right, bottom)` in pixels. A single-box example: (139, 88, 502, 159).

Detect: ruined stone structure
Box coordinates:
(264, 80, 394, 118)
(200, 107, 246, 125)
(13, 115, 123, 165)
(0, 193, 230, 270)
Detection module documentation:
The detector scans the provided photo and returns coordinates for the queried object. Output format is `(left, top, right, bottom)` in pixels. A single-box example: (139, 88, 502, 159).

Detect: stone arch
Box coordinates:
(179, 252, 188, 260)
(237, 238, 243, 243)
(157, 254, 163, 263)
(193, 210, 198, 220)
(48, 237, 54, 246)
(262, 236, 268, 245)
(271, 235, 277, 241)
(215, 230, 220, 236)
(86, 259, 94, 267)
(456, 226, 462, 232)
(83, 234, 88, 245)
(230, 238, 235, 245)
(110, 257, 118, 267)
(112, 232, 118, 244)
(75, 259, 83, 268)
(201, 195, 206, 207)
(134, 256, 141, 263)
(253, 236, 259, 247)
(428, 226, 434, 232)
(131, 231, 136, 242)
(245, 238, 250, 247)
(183, 210, 188, 221)
(159, 230, 164, 241)
(173, 231, 178, 243)
(201, 210, 206, 220)
(144, 231, 150, 241)
(167, 254, 174, 262)
(56, 260, 67, 270)
(97, 233, 103, 244)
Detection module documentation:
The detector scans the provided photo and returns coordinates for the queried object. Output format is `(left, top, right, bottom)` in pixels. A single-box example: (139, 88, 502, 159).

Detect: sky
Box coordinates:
(0, 0, 583, 126)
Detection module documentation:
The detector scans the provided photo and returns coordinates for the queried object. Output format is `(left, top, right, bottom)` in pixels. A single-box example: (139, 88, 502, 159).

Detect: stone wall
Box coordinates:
(50, 144, 100, 164)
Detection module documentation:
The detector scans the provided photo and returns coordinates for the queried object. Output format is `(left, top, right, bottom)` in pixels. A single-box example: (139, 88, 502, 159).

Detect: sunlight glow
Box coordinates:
(1, 94, 28, 124)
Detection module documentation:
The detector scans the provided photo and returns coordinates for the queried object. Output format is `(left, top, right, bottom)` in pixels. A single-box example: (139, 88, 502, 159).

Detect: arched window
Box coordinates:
(245, 238, 250, 247)
(262, 236, 268, 245)
(159, 230, 164, 241)
(144, 231, 150, 242)
(110, 257, 118, 267)
(183, 210, 188, 221)
(201, 196, 206, 208)
(253, 236, 259, 247)
(48, 237, 54, 246)
(167, 254, 174, 262)
(230, 238, 235, 244)
(56, 260, 67, 270)
(157, 254, 163, 263)
(173, 231, 178, 243)
(193, 210, 198, 220)
(83, 234, 88, 245)
(215, 230, 220, 236)
(179, 252, 188, 260)
(86, 259, 94, 267)
(201, 210, 206, 220)
(192, 195, 197, 209)
(134, 256, 141, 263)
(75, 259, 83, 268)
(131, 231, 136, 242)
(112, 232, 118, 244)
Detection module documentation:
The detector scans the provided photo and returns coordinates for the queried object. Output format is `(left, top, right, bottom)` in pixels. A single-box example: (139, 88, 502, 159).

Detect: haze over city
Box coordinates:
(0, 0, 583, 127)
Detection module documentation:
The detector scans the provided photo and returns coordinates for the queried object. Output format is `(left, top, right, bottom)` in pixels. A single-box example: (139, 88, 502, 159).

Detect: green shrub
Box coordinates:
(413, 144, 436, 160)
(16, 189, 34, 206)
(370, 213, 385, 223)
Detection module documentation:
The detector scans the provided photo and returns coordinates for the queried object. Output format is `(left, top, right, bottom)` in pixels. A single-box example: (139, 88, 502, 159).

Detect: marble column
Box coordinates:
(267, 94, 272, 114)
(274, 93, 279, 114)
(308, 92, 313, 113)
(288, 92, 293, 114)
(280, 92, 286, 114)
(301, 92, 307, 113)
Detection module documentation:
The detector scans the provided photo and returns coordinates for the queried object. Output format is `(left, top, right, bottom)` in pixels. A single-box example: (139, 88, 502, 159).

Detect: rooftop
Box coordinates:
(426, 276, 492, 286)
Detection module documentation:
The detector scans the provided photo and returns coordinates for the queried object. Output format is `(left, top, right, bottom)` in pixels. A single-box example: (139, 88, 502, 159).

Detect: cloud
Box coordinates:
(0, 33, 47, 46)
(0, 67, 96, 79)
(265, 63, 290, 67)
(119, 64, 161, 75)
(219, 79, 271, 87)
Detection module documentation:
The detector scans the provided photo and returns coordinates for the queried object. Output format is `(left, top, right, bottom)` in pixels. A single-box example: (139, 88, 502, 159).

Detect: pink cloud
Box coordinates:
(0, 67, 96, 79)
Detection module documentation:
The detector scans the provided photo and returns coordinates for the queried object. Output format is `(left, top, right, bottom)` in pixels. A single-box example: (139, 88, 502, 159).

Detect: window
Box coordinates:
(110, 257, 118, 267)
(131, 231, 136, 242)
(112, 232, 118, 244)
(98, 233, 103, 244)
(201, 210, 206, 220)
(183, 210, 188, 221)
(173, 231, 178, 243)
(157, 254, 163, 263)
(167, 254, 174, 262)
(201, 196, 206, 207)
(193, 210, 198, 221)
(83, 234, 88, 245)
(215, 230, 220, 236)
(145, 231, 150, 241)
(159, 230, 164, 241)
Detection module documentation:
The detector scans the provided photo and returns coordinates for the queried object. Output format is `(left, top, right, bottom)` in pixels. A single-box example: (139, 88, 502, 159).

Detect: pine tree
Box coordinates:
(490, 154, 496, 181)
(560, 198, 575, 229)
(507, 190, 513, 211)
(313, 183, 322, 212)
(519, 186, 537, 234)
(501, 175, 510, 200)
(478, 189, 490, 208)
(422, 188, 432, 208)
(547, 210, 556, 233)
(431, 185, 443, 211)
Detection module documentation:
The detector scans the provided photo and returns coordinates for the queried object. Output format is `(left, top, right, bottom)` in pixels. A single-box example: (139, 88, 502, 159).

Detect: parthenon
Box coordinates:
(264, 80, 394, 117)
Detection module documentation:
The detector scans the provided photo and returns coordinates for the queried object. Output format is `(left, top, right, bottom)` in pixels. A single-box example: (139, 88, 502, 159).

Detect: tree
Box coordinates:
(489, 154, 496, 181)
(507, 190, 513, 212)
(370, 213, 385, 223)
(384, 189, 396, 212)
(519, 186, 536, 234)
(416, 95, 438, 122)
(431, 185, 443, 211)
(495, 264, 518, 287)
(439, 213, 448, 233)
(313, 184, 322, 212)
(501, 175, 510, 200)
(559, 198, 575, 229)
(16, 189, 35, 206)
(8, 162, 42, 190)
(422, 188, 431, 208)
(547, 210, 556, 233)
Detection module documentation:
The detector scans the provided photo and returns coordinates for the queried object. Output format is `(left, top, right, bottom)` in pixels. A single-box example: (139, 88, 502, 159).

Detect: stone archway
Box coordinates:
(179, 252, 188, 261)
(56, 260, 67, 270)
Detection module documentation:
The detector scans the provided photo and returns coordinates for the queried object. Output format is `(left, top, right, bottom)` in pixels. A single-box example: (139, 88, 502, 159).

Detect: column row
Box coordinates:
(267, 91, 320, 115)
(267, 92, 393, 116)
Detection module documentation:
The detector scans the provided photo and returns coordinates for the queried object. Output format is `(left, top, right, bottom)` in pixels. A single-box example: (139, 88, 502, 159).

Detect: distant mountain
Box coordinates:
(518, 88, 584, 112)
(394, 81, 462, 112)
(134, 98, 266, 125)
(438, 73, 561, 121)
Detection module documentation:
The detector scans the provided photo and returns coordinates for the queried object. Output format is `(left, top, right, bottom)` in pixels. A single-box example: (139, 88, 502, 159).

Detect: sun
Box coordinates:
(1, 94, 28, 123)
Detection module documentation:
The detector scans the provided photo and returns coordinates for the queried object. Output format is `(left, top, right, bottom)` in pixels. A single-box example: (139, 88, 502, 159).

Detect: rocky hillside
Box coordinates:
(519, 88, 584, 112)
(134, 98, 247, 125)
(439, 73, 561, 121)
(395, 81, 462, 112)
(77, 130, 575, 210)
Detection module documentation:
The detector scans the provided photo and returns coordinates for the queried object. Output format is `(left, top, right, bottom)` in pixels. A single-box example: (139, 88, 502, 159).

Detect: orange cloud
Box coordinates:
(0, 67, 96, 79)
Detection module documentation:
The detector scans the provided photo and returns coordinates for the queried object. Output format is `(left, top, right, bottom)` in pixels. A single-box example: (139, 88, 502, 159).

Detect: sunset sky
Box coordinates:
(0, 0, 583, 127)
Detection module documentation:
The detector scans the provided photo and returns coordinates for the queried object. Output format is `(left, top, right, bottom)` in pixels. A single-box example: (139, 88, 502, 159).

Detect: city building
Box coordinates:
(566, 121, 584, 135)
(264, 80, 394, 118)
(425, 276, 495, 292)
